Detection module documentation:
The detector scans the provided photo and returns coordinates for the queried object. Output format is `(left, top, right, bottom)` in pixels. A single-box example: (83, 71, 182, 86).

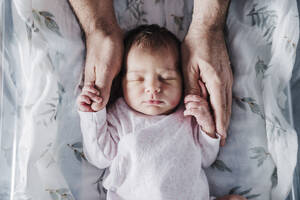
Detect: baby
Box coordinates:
(77, 25, 245, 200)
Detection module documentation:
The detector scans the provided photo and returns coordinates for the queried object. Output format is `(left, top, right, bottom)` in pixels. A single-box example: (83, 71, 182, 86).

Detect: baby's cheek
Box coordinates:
(125, 85, 144, 101)
(168, 88, 182, 106)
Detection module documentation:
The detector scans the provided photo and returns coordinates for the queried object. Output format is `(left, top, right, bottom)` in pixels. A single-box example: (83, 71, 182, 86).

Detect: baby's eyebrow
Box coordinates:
(127, 70, 144, 74)
(159, 68, 178, 73)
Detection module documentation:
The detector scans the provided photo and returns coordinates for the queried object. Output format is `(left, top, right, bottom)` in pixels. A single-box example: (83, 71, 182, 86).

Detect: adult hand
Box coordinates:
(184, 80, 216, 138)
(216, 194, 247, 200)
(181, 26, 233, 146)
(84, 29, 124, 111)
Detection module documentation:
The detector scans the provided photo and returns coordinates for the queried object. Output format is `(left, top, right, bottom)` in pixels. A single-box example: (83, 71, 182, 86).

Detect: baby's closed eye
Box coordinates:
(126, 74, 144, 82)
(158, 74, 177, 81)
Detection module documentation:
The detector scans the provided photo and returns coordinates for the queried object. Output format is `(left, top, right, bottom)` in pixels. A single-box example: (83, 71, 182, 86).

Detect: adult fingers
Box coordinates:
(83, 85, 100, 96)
(225, 83, 233, 131)
(206, 79, 227, 138)
(84, 53, 96, 85)
(198, 79, 208, 99)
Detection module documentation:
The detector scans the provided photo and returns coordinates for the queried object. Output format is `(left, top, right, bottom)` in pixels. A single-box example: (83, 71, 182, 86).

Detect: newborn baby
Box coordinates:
(77, 24, 245, 200)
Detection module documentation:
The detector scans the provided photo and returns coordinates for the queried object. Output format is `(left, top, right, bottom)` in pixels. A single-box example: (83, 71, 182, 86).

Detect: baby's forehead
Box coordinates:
(126, 44, 180, 68)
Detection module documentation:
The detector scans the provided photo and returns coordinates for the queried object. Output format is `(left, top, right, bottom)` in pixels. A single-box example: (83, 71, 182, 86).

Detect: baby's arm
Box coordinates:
(184, 80, 220, 168)
(77, 85, 120, 169)
(77, 84, 103, 112)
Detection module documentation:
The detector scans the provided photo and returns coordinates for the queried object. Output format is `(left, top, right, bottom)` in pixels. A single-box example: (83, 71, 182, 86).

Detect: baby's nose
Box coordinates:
(145, 87, 161, 94)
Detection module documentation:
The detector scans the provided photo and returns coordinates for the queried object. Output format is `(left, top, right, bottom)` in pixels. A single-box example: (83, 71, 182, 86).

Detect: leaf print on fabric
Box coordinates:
(31, 9, 63, 37)
(46, 188, 74, 200)
(283, 35, 297, 53)
(228, 186, 260, 199)
(57, 82, 65, 104)
(26, 11, 40, 41)
(265, 114, 287, 142)
(171, 14, 184, 31)
(249, 146, 270, 167)
(255, 57, 269, 78)
(36, 97, 59, 126)
(234, 96, 264, 119)
(95, 169, 108, 196)
(271, 167, 278, 189)
(247, 4, 278, 44)
(67, 143, 87, 162)
(126, 0, 148, 25)
(211, 159, 232, 173)
(25, 24, 32, 41)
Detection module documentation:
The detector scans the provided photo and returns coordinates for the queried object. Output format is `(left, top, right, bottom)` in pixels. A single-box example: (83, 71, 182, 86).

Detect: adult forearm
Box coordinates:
(192, 0, 230, 31)
(68, 0, 120, 36)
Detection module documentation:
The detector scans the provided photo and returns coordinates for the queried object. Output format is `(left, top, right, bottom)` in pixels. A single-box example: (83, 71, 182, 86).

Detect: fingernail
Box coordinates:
(97, 98, 102, 103)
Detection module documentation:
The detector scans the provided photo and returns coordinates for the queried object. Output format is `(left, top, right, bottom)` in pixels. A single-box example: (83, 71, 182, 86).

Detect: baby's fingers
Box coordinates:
(184, 94, 206, 104)
(77, 95, 91, 105)
(78, 102, 94, 112)
(185, 101, 209, 110)
(184, 108, 216, 136)
(82, 90, 102, 104)
(77, 95, 94, 112)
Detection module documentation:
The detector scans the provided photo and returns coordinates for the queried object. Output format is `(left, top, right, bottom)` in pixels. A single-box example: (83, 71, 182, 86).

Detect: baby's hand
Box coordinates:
(77, 84, 103, 112)
(184, 80, 216, 138)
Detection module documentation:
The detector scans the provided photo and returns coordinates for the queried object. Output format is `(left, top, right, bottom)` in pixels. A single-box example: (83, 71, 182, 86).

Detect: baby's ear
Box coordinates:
(198, 79, 208, 99)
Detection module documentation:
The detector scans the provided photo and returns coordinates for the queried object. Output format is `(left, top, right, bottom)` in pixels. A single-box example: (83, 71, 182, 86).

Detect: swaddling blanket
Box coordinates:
(0, 0, 298, 200)
(78, 98, 220, 200)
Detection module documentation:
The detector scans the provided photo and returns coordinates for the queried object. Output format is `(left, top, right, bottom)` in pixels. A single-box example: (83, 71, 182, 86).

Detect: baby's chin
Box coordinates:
(137, 105, 176, 116)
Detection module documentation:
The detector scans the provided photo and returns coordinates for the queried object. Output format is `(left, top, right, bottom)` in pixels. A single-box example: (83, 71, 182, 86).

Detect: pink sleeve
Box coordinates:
(78, 108, 120, 169)
(193, 124, 221, 168)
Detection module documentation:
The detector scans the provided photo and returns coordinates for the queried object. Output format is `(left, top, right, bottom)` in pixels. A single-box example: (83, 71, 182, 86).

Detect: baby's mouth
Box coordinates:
(144, 100, 164, 105)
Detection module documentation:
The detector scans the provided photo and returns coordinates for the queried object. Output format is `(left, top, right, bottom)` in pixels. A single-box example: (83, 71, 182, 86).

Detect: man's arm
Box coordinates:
(68, 0, 118, 36)
(68, 0, 124, 111)
(192, 0, 230, 32)
(182, 0, 232, 146)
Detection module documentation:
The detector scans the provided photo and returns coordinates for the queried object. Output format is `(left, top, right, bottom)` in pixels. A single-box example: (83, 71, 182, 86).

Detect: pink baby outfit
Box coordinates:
(78, 98, 220, 200)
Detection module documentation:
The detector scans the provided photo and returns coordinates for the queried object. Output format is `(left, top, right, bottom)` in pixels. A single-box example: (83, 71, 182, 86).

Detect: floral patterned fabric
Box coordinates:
(0, 0, 298, 200)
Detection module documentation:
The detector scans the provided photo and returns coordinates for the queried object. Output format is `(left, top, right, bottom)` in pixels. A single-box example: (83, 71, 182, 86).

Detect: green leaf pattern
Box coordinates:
(171, 14, 184, 31)
(33, 10, 62, 36)
(234, 96, 265, 119)
(255, 57, 269, 78)
(95, 169, 108, 197)
(67, 142, 87, 162)
(247, 4, 278, 44)
(126, 0, 148, 25)
(211, 159, 232, 173)
(249, 146, 270, 167)
(46, 188, 74, 200)
(228, 186, 260, 199)
(271, 167, 278, 189)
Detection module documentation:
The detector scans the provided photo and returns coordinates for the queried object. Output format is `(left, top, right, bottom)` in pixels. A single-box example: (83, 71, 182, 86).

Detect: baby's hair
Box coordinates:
(123, 24, 181, 64)
(109, 24, 182, 107)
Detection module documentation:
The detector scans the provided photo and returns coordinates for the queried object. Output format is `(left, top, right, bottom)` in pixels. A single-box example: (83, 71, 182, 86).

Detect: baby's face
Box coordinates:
(122, 46, 182, 115)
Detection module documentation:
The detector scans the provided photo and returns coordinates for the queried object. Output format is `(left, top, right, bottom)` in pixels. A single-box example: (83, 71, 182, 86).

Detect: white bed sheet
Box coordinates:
(0, 0, 298, 199)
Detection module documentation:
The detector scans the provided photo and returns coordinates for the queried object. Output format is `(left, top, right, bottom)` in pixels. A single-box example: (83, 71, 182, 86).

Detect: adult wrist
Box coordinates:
(191, 0, 230, 32)
(85, 17, 122, 38)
